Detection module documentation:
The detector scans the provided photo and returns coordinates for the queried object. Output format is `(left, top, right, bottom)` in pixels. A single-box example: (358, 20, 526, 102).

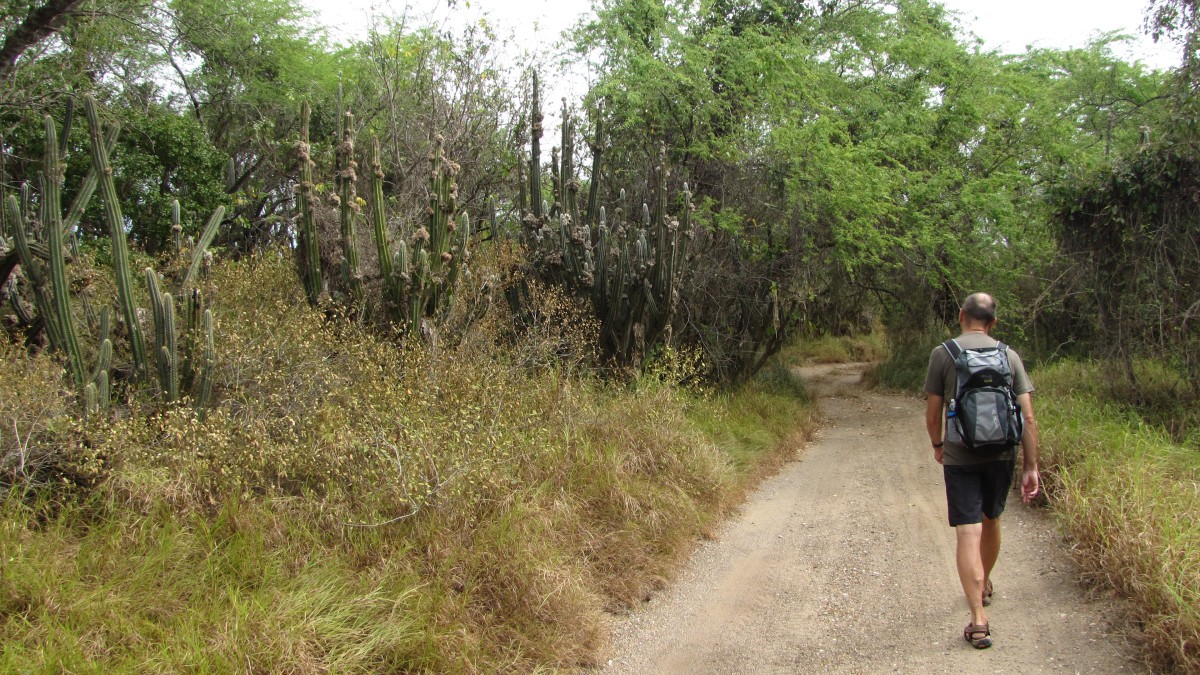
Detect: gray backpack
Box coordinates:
(943, 339, 1023, 453)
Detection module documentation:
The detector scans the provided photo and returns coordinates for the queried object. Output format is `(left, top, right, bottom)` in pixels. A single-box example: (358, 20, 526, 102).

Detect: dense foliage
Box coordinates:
(3, 0, 1186, 383)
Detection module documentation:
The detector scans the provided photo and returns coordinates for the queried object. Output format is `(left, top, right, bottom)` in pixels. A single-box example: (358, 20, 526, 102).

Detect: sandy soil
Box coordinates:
(599, 362, 1145, 674)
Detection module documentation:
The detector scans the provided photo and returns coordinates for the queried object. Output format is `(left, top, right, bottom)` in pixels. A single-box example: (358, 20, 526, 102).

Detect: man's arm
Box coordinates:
(1017, 391, 1040, 503)
(926, 394, 944, 465)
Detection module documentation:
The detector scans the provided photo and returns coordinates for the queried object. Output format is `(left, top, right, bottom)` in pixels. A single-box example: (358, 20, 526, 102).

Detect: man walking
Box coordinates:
(924, 292, 1040, 649)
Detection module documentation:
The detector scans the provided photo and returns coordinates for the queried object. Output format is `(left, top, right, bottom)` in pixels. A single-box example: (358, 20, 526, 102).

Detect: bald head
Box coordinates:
(960, 293, 997, 329)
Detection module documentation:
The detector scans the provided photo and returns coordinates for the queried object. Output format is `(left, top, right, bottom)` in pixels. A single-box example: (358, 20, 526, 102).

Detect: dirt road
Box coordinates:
(601, 363, 1144, 674)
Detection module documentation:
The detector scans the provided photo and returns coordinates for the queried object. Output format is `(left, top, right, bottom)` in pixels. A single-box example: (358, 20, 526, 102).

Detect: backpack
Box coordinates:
(943, 339, 1023, 454)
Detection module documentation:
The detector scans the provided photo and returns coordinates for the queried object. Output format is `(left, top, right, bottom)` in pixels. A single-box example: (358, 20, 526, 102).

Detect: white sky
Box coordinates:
(305, 0, 1182, 72)
(938, 0, 1179, 69)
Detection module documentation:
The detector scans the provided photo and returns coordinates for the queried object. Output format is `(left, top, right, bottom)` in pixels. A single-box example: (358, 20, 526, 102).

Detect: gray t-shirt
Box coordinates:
(924, 332, 1033, 466)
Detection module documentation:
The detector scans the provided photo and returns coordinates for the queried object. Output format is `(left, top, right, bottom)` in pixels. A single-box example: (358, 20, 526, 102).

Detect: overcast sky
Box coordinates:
(305, 0, 1181, 71)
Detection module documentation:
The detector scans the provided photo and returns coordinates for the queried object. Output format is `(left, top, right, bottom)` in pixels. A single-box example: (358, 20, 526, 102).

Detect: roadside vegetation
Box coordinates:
(1036, 360, 1200, 672)
(0, 253, 818, 672)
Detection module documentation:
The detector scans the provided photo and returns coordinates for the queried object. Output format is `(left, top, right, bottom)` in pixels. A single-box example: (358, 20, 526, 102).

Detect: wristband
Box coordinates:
(932, 441, 943, 447)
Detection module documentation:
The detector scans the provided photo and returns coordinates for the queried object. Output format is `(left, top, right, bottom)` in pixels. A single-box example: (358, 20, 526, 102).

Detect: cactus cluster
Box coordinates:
(292, 99, 473, 336)
(145, 267, 217, 407)
(376, 134, 472, 334)
(6, 98, 223, 414)
(6, 113, 108, 408)
(518, 72, 695, 369)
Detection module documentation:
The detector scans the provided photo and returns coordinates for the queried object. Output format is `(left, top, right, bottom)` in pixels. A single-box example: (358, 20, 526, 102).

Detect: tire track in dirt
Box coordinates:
(599, 363, 1145, 674)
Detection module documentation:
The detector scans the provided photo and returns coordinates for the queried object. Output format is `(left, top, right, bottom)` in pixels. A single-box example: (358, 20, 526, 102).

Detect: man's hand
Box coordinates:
(1021, 468, 1040, 503)
(933, 444, 944, 465)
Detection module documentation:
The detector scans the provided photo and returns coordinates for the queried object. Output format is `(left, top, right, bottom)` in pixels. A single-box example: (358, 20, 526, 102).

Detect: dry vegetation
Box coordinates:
(0, 251, 818, 672)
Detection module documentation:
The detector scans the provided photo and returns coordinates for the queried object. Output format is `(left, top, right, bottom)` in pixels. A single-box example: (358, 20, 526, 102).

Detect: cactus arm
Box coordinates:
(336, 106, 365, 306)
(408, 247, 430, 332)
(550, 147, 560, 218)
(530, 72, 543, 220)
(162, 292, 178, 401)
(62, 123, 120, 238)
(91, 337, 112, 390)
(428, 134, 449, 262)
(369, 135, 394, 300)
(170, 200, 182, 257)
(587, 109, 603, 227)
(42, 115, 86, 390)
(180, 206, 225, 292)
(84, 383, 97, 419)
(196, 309, 214, 416)
(394, 239, 409, 316)
(593, 207, 609, 313)
(146, 266, 179, 401)
(617, 188, 627, 232)
(145, 268, 166, 394)
(296, 100, 322, 306)
(84, 95, 147, 380)
(9, 195, 65, 352)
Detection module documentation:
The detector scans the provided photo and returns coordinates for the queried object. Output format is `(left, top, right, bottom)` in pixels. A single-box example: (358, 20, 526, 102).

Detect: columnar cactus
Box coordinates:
(145, 268, 178, 400)
(529, 73, 544, 221)
(335, 100, 365, 307)
(370, 136, 397, 311)
(170, 200, 183, 256)
(89, 307, 112, 414)
(196, 309, 215, 415)
(8, 116, 86, 388)
(40, 115, 86, 390)
(85, 94, 148, 381)
(146, 266, 218, 408)
(295, 100, 323, 306)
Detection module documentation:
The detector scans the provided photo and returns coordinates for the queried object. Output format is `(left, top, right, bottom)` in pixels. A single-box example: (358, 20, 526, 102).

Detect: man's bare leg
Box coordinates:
(955, 523, 989, 628)
(981, 516, 1001, 596)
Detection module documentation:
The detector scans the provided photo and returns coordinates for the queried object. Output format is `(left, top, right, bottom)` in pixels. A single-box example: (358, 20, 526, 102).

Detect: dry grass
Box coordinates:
(0, 250, 815, 672)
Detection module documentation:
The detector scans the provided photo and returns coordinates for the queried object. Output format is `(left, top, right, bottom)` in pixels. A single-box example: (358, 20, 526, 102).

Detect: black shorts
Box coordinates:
(943, 460, 1016, 527)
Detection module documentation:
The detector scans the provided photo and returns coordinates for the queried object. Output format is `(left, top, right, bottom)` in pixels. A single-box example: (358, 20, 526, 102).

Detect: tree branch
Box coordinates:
(0, 0, 87, 82)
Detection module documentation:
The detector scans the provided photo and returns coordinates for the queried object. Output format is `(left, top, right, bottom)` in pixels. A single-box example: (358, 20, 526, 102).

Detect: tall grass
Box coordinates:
(0, 252, 815, 672)
(1038, 360, 1200, 672)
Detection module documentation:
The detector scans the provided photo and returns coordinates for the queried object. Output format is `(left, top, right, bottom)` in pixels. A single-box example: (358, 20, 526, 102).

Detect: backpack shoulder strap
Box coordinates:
(942, 339, 962, 360)
(994, 341, 1016, 384)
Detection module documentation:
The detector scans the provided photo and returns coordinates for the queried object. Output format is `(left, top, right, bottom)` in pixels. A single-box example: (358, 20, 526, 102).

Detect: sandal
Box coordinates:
(982, 579, 993, 607)
(964, 623, 992, 649)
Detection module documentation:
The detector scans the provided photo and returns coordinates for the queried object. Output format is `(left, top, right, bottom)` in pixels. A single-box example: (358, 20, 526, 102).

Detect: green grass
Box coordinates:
(780, 333, 887, 366)
(688, 361, 817, 475)
(1037, 360, 1200, 672)
(0, 254, 817, 673)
